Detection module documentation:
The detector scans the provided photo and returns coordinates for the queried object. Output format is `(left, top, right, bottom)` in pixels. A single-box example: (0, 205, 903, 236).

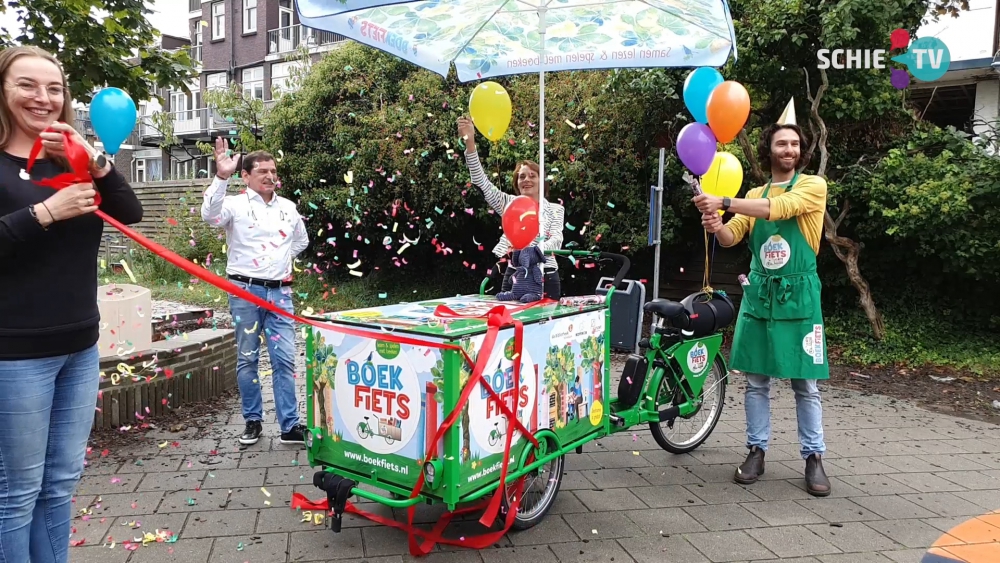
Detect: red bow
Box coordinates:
(26, 126, 102, 205)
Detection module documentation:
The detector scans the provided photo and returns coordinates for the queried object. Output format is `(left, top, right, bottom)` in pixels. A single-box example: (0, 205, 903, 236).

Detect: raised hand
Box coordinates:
(213, 136, 241, 180)
(457, 117, 476, 151)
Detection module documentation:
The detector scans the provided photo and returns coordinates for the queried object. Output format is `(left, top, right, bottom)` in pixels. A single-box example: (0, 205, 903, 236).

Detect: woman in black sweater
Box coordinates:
(0, 46, 142, 562)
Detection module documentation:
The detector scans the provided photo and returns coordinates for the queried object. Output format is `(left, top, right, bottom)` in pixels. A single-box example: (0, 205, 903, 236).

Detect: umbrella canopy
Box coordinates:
(298, 0, 736, 82)
(298, 0, 736, 250)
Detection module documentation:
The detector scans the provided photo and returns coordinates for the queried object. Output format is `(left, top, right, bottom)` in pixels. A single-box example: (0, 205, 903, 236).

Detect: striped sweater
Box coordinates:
(464, 150, 564, 271)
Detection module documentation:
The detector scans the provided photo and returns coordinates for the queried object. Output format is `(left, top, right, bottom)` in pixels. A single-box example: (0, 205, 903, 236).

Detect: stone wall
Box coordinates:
(94, 328, 237, 431)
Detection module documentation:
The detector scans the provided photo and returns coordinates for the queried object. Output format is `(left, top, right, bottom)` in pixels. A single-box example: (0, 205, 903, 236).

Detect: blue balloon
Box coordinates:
(90, 87, 137, 155)
(683, 68, 724, 124)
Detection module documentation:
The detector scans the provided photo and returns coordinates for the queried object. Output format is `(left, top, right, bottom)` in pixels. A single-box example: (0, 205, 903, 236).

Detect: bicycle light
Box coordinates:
(305, 428, 314, 448)
(423, 459, 442, 488)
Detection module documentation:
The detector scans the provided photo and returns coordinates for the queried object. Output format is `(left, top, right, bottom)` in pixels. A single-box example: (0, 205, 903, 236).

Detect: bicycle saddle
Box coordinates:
(643, 299, 686, 319)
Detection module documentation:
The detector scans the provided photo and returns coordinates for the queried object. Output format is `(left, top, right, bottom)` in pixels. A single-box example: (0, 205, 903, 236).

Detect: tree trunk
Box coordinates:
(735, 69, 885, 340)
(461, 406, 471, 462)
(315, 381, 328, 435)
(803, 68, 885, 340)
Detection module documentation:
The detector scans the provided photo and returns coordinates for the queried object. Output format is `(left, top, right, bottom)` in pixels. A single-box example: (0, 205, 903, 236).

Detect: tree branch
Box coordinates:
(835, 198, 850, 229)
(803, 67, 830, 177)
(737, 129, 766, 185)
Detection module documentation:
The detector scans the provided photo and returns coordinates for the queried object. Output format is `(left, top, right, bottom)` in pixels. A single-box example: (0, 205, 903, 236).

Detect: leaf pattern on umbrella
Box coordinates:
(298, 0, 734, 80)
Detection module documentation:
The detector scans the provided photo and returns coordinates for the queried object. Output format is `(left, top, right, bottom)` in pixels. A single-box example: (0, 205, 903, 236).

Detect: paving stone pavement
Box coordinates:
(70, 338, 1000, 563)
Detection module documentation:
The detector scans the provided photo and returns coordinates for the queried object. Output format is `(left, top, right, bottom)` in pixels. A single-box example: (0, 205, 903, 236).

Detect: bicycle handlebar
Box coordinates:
(548, 249, 631, 290)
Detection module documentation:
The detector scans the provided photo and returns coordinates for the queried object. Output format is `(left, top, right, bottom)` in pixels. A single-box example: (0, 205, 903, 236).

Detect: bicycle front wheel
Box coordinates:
(649, 357, 727, 454)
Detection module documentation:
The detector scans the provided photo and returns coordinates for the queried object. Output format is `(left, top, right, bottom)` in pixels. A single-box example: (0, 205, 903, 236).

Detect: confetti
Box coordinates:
(119, 259, 137, 283)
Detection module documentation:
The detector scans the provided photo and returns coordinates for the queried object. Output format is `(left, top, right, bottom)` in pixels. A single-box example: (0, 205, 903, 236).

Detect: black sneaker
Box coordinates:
(239, 421, 263, 445)
(280, 424, 307, 445)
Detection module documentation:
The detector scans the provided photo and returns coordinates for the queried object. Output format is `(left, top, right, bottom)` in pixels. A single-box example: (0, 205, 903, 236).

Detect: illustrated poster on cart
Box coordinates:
(309, 309, 607, 492)
(460, 310, 607, 491)
(310, 328, 446, 486)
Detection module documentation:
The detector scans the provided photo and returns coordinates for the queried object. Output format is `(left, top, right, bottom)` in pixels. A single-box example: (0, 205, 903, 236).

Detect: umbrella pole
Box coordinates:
(653, 148, 664, 306)
(537, 4, 547, 247)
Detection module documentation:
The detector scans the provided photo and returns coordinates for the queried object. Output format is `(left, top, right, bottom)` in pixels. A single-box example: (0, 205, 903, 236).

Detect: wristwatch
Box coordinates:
(89, 151, 108, 174)
(722, 196, 732, 211)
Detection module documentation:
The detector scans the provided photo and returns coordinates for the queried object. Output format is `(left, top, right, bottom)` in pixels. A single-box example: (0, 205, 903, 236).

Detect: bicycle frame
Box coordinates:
(607, 328, 728, 432)
(478, 248, 728, 434)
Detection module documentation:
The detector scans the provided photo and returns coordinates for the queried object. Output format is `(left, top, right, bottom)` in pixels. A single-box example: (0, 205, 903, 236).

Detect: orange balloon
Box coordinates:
(706, 81, 750, 144)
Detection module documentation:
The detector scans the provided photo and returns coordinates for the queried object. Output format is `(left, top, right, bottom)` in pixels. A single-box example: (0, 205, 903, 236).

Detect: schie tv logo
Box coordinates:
(816, 28, 951, 90)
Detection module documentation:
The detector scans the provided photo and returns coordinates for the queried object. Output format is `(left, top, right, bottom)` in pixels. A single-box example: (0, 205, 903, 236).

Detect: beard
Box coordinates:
(771, 154, 799, 173)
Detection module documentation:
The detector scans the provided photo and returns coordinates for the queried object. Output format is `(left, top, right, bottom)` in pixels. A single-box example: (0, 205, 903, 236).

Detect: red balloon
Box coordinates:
(502, 196, 539, 249)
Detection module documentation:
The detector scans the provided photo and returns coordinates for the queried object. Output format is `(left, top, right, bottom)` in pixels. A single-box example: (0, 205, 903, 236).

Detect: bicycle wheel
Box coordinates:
(500, 434, 564, 531)
(357, 423, 371, 439)
(649, 357, 727, 454)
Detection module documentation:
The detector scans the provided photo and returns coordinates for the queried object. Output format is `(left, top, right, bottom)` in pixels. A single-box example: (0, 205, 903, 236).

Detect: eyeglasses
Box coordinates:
(5, 81, 67, 99)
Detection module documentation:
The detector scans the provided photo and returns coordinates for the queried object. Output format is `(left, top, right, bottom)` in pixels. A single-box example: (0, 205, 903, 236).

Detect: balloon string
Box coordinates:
(702, 229, 714, 294)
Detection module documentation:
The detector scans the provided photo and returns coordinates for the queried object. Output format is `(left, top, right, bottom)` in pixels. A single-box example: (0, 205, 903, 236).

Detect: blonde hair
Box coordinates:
(0, 46, 75, 150)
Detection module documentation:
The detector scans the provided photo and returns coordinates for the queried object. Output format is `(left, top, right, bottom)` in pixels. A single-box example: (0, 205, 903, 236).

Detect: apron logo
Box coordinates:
(687, 342, 709, 375)
(801, 325, 824, 364)
(760, 235, 791, 270)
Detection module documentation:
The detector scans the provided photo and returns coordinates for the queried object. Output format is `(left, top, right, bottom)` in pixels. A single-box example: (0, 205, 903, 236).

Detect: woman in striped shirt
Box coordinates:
(458, 117, 565, 300)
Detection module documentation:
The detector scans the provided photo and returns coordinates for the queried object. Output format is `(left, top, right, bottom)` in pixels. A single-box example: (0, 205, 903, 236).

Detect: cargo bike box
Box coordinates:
(304, 295, 611, 513)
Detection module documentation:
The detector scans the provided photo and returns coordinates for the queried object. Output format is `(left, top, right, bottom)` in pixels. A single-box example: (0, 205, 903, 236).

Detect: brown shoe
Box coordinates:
(734, 446, 765, 484)
(805, 453, 831, 497)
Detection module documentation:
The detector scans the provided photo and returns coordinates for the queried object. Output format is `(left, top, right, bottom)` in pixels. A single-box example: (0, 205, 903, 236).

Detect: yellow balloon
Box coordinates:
(468, 81, 512, 142)
(702, 151, 743, 200)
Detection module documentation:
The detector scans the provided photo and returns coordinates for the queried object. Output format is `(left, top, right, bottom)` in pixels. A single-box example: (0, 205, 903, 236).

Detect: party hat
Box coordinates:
(777, 98, 796, 126)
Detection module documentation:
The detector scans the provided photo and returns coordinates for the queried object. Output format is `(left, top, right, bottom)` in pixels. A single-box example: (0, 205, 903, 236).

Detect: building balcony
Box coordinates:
(139, 107, 245, 142)
(267, 24, 347, 57)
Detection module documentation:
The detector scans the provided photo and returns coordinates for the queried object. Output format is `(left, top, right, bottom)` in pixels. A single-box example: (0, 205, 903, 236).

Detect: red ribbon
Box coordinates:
(27, 134, 547, 555)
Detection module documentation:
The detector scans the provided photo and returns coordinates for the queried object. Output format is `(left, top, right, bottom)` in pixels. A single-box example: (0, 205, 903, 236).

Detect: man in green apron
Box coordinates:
(693, 99, 831, 497)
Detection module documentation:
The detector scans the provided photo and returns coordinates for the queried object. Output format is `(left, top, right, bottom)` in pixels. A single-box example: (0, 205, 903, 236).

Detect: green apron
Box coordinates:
(729, 172, 829, 380)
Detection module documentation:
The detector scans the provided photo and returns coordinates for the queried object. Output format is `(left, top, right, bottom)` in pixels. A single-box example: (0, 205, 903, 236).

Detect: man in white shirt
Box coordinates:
(201, 137, 309, 446)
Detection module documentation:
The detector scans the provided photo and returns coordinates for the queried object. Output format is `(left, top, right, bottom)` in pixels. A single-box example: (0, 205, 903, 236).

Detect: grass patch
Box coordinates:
(826, 304, 1000, 377)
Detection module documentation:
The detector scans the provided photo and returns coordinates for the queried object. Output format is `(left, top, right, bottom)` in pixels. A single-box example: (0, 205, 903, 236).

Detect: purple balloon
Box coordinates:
(677, 123, 718, 176)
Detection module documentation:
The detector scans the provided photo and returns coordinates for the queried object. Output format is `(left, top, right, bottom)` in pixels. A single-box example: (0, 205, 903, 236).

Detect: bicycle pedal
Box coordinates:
(609, 414, 626, 427)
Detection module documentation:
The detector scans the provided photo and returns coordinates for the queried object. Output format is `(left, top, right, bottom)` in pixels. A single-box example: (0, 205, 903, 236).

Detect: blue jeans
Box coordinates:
(0, 344, 99, 563)
(228, 281, 300, 433)
(744, 373, 826, 459)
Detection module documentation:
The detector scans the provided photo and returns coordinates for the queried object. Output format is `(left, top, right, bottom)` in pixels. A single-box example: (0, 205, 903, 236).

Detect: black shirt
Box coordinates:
(0, 151, 143, 360)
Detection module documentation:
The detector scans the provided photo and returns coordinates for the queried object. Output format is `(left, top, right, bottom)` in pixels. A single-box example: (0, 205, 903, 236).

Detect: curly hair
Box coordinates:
(757, 123, 812, 172)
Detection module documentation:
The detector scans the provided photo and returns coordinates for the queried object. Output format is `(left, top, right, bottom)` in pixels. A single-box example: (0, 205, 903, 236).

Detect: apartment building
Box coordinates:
(123, 0, 347, 183)
(906, 0, 999, 148)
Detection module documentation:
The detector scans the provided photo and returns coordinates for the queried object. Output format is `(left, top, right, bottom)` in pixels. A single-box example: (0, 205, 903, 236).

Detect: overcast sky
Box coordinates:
(1, 1, 192, 43)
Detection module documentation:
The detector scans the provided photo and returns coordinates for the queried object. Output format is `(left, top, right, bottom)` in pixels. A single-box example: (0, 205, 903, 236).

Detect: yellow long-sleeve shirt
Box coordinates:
(719, 174, 828, 255)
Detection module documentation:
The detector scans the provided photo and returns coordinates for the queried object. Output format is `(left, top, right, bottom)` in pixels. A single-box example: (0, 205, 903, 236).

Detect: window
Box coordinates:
(170, 91, 189, 119)
(270, 61, 304, 97)
(189, 0, 200, 12)
(134, 159, 145, 183)
(243, 0, 257, 33)
(206, 72, 227, 91)
(211, 2, 225, 40)
(173, 159, 196, 180)
(242, 66, 264, 100)
(146, 158, 162, 182)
